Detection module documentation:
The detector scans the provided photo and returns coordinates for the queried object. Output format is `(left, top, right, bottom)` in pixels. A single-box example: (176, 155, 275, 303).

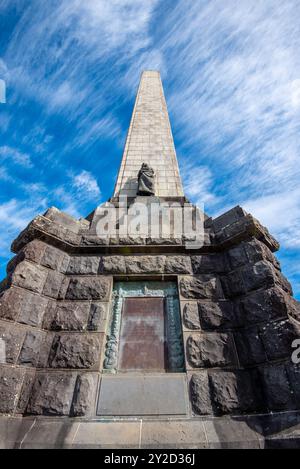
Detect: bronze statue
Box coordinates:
(137, 163, 155, 196)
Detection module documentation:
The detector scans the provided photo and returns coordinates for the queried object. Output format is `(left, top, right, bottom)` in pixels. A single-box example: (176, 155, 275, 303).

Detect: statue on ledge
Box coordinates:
(137, 163, 156, 196)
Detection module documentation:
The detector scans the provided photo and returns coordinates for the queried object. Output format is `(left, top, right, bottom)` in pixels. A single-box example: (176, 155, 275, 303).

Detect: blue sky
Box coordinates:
(0, 0, 299, 298)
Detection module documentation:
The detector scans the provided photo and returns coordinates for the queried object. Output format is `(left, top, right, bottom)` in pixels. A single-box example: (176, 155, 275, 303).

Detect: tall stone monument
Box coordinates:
(0, 71, 300, 448)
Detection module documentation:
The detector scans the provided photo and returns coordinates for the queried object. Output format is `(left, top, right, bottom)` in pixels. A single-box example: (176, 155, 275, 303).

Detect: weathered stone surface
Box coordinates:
(16, 371, 36, 414)
(198, 301, 236, 330)
(186, 333, 236, 368)
(235, 287, 291, 326)
(180, 275, 224, 300)
(141, 420, 208, 448)
(214, 212, 280, 252)
(0, 285, 47, 328)
(259, 365, 293, 411)
(9, 240, 47, 271)
(0, 322, 25, 364)
(26, 372, 77, 416)
(71, 373, 99, 417)
(259, 319, 300, 361)
(66, 256, 100, 275)
(118, 236, 147, 245)
(191, 255, 227, 274)
(221, 261, 292, 298)
(65, 277, 111, 300)
(183, 302, 201, 330)
(164, 256, 192, 274)
(42, 271, 65, 299)
(36, 333, 54, 368)
(190, 372, 213, 415)
(286, 363, 300, 404)
(44, 207, 81, 233)
(81, 235, 109, 246)
(18, 330, 47, 367)
(146, 237, 182, 246)
(100, 256, 126, 274)
(10, 261, 47, 294)
(212, 206, 247, 233)
(208, 370, 261, 415)
(43, 302, 91, 331)
(41, 245, 69, 272)
(234, 328, 266, 366)
(88, 303, 108, 331)
(125, 256, 165, 274)
(0, 367, 25, 414)
(227, 239, 279, 270)
(49, 334, 103, 369)
(11, 215, 82, 254)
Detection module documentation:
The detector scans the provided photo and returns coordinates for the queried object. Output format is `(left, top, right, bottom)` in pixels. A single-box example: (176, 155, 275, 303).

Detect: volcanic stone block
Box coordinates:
(41, 245, 69, 272)
(0, 367, 25, 414)
(43, 302, 91, 331)
(18, 330, 47, 367)
(100, 256, 126, 274)
(221, 261, 292, 298)
(235, 287, 290, 326)
(10, 261, 47, 294)
(65, 277, 111, 300)
(242, 261, 291, 295)
(36, 333, 55, 368)
(0, 322, 25, 364)
(186, 333, 236, 368)
(125, 256, 166, 274)
(87, 303, 108, 331)
(49, 334, 103, 369)
(164, 256, 192, 274)
(227, 239, 279, 270)
(180, 275, 224, 300)
(198, 301, 236, 330)
(286, 363, 300, 404)
(259, 319, 300, 361)
(66, 256, 100, 275)
(191, 255, 227, 274)
(244, 239, 280, 269)
(7, 240, 47, 275)
(234, 329, 266, 366)
(189, 372, 213, 415)
(44, 207, 82, 233)
(26, 372, 77, 416)
(208, 370, 260, 415)
(259, 365, 293, 411)
(21, 239, 47, 264)
(81, 235, 109, 246)
(0, 287, 48, 326)
(42, 271, 65, 299)
(16, 371, 36, 414)
(71, 373, 99, 417)
(183, 302, 201, 330)
(212, 206, 247, 233)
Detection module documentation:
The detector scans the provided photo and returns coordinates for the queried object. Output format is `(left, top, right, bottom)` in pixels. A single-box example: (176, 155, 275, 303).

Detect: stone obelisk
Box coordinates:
(114, 71, 183, 198)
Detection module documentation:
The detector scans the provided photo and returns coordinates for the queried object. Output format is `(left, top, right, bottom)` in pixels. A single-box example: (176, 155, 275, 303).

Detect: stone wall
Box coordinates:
(0, 204, 299, 420)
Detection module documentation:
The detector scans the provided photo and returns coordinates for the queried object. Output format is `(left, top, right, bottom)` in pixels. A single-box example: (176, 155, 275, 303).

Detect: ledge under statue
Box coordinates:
(0, 71, 300, 449)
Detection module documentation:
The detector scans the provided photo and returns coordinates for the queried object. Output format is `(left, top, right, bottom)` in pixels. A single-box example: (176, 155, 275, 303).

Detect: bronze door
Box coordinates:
(118, 297, 167, 371)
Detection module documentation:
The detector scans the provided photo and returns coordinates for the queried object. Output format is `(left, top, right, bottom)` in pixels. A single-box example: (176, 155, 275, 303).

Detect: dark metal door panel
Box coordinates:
(118, 297, 166, 371)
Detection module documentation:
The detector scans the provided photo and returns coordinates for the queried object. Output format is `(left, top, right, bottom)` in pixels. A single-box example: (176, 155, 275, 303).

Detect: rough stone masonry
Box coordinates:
(0, 71, 300, 449)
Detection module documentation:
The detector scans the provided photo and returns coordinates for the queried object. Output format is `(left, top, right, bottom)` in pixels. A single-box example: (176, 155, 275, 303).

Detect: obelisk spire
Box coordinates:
(114, 71, 184, 198)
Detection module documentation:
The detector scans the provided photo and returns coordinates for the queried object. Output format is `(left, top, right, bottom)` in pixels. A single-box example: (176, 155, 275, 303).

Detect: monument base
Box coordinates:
(1, 411, 300, 449)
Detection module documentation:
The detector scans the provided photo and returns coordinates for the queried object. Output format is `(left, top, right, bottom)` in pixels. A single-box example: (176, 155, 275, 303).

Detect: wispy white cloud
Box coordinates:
(0, 145, 32, 168)
(72, 170, 101, 200)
